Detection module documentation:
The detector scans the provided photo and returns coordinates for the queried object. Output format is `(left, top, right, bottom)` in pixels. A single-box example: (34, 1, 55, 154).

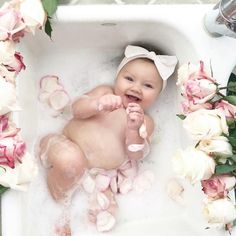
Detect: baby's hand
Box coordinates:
(126, 103, 144, 130)
(97, 94, 123, 112)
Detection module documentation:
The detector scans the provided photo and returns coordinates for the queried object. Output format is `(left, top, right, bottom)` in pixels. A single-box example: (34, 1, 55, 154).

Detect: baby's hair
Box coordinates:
(128, 42, 164, 55)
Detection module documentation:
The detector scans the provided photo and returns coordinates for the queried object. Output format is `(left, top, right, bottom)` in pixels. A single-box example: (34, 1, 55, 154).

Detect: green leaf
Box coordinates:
(230, 155, 236, 163)
(42, 0, 58, 17)
(227, 73, 236, 96)
(215, 164, 236, 174)
(0, 185, 9, 195)
(227, 118, 236, 129)
(44, 17, 53, 38)
(228, 136, 236, 148)
(227, 81, 236, 93)
(176, 114, 186, 120)
(223, 95, 236, 105)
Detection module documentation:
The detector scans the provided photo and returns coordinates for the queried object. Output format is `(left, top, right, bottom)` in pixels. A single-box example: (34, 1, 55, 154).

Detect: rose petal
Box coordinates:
(49, 90, 70, 111)
(96, 192, 110, 210)
(119, 177, 133, 194)
(95, 174, 110, 192)
(96, 211, 116, 232)
(166, 178, 184, 202)
(82, 174, 95, 194)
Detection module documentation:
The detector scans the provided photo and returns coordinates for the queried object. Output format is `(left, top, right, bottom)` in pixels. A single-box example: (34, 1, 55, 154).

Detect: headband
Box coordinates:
(117, 45, 178, 91)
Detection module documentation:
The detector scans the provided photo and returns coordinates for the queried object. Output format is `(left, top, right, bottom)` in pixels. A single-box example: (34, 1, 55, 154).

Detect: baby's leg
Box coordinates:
(39, 134, 88, 201)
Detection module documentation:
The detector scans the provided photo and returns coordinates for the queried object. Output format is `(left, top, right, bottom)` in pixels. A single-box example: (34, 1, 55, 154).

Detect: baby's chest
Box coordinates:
(93, 108, 127, 137)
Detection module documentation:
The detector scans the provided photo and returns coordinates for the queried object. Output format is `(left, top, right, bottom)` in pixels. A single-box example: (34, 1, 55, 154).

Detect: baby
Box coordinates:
(39, 45, 177, 232)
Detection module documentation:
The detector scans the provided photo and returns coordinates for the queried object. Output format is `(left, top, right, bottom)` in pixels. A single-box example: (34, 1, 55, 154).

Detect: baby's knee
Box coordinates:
(52, 144, 88, 180)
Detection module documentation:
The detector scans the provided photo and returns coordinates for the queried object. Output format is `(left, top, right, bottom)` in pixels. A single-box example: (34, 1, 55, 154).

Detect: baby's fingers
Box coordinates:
(128, 111, 142, 121)
(127, 103, 143, 114)
(113, 96, 123, 109)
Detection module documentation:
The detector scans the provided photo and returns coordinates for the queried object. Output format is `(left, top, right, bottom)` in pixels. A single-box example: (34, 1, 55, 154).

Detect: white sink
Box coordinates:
(2, 4, 236, 236)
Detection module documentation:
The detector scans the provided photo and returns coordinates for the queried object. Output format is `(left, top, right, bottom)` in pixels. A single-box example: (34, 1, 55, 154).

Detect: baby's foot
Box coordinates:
(55, 223, 71, 236)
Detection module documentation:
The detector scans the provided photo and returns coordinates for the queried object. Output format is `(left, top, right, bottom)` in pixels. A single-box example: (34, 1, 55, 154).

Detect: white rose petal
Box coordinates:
(82, 174, 95, 194)
(166, 178, 184, 202)
(96, 192, 110, 210)
(203, 198, 236, 228)
(0, 65, 16, 83)
(198, 136, 233, 159)
(0, 41, 16, 65)
(172, 147, 215, 184)
(96, 211, 116, 232)
(183, 109, 228, 140)
(20, 0, 46, 34)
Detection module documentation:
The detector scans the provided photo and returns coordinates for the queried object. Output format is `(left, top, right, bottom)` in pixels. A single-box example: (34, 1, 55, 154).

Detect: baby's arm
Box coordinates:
(125, 103, 154, 160)
(72, 85, 122, 119)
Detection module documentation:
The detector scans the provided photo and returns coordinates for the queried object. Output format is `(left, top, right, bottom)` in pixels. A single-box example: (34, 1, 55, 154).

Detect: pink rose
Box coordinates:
(5, 52, 25, 74)
(183, 61, 217, 105)
(201, 174, 236, 199)
(0, 114, 9, 133)
(0, 8, 26, 41)
(215, 100, 236, 119)
(181, 100, 212, 114)
(0, 137, 26, 168)
(0, 114, 20, 139)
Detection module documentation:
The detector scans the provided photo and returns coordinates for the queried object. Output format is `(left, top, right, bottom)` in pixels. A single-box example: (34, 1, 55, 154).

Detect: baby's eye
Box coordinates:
(144, 84, 153, 89)
(125, 76, 133, 82)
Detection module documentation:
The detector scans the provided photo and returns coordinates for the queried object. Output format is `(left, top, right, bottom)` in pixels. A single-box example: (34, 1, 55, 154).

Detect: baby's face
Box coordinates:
(114, 58, 163, 109)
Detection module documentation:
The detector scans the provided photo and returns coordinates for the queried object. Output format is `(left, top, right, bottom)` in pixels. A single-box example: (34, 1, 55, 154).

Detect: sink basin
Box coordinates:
(2, 4, 236, 236)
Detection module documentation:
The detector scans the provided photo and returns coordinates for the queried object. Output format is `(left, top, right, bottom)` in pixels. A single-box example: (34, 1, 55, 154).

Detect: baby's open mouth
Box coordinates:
(126, 94, 141, 102)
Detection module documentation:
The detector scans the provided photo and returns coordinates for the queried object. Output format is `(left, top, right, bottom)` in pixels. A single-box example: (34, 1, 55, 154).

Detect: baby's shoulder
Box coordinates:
(96, 85, 114, 94)
(86, 84, 114, 96)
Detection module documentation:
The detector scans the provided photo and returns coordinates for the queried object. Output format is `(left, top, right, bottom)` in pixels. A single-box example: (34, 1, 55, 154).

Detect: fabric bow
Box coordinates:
(117, 45, 178, 91)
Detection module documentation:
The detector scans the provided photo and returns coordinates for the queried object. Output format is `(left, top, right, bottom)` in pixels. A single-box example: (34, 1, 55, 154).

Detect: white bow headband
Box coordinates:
(117, 45, 178, 91)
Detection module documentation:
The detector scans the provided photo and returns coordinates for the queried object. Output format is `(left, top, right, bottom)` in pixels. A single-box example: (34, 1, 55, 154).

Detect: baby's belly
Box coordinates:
(63, 111, 127, 169)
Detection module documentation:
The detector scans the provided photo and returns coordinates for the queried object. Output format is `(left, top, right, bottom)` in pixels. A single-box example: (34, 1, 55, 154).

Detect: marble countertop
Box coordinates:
(58, 0, 218, 4)
(0, 0, 218, 5)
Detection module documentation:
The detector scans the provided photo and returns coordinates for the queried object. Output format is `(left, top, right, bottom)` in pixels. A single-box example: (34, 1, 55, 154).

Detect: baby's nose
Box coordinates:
(131, 84, 142, 94)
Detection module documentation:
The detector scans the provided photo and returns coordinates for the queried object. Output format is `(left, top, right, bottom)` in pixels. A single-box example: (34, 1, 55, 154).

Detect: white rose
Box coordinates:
(0, 78, 19, 115)
(183, 109, 228, 140)
(203, 198, 236, 228)
(172, 147, 215, 184)
(0, 152, 38, 191)
(198, 136, 233, 160)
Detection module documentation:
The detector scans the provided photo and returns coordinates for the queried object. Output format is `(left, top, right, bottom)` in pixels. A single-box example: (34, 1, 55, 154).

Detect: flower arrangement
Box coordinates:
(172, 61, 236, 232)
(0, 0, 59, 195)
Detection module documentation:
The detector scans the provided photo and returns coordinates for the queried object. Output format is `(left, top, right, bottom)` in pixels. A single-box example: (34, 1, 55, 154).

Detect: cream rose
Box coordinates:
(0, 152, 38, 191)
(198, 136, 233, 159)
(203, 198, 236, 228)
(172, 147, 215, 184)
(183, 109, 228, 140)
